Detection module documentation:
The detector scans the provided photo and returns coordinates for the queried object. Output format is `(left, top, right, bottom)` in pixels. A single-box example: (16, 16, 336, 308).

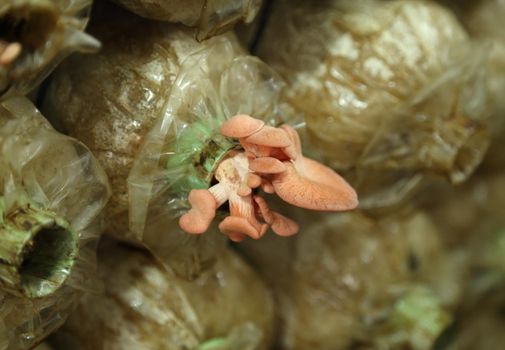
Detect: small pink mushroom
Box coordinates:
(272, 157, 358, 211)
(237, 184, 252, 197)
(179, 189, 217, 234)
(261, 179, 275, 194)
(0, 41, 22, 66)
(219, 216, 261, 240)
(254, 196, 298, 237)
(243, 123, 357, 211)
(228, 191, 268, 239)
(220, 114, 265, 138)
(247, 173, 262, 188)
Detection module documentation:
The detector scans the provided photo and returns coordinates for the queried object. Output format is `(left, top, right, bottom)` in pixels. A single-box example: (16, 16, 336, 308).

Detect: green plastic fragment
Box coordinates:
(389, 287, 451, 350)
(196, 338, 228, 350)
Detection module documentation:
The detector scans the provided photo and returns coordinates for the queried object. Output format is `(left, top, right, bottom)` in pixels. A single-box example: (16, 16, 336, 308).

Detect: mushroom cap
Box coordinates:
(280, 124, 302, 160)
(178, 189, 217, 234)
(270, 212, 299, 237)
(272, 157, 358, 211)
(220, 114, 265, 138)
(247, 173, 262, 188)
(244, 125, 292, 148)
(219, 216, 263, 240)
(249, 157, 287, 174)
(0, 42, 22, 66)
(254, 195, 299, 237)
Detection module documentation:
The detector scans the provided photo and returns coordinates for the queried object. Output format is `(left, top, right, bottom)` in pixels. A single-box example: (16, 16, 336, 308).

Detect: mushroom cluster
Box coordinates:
(179, 114, 358, 241)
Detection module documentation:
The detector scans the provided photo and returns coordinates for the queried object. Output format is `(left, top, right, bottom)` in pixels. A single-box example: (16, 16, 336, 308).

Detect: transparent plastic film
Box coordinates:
(256, 0, 491, 209)
(43, 16, 289, 276)
(449, 0, 505, 171)
(0, 0, 100, 100)
(51, 240, 274, 350)
(0, 97, 110, 350)
(110, 0, 262, 40)
(239, 209, 460, 350)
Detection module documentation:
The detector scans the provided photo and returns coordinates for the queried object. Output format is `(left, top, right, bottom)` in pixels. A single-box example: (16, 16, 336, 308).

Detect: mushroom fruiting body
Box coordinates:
(179, 115, 358, 241)
(0, 41, 21, 66)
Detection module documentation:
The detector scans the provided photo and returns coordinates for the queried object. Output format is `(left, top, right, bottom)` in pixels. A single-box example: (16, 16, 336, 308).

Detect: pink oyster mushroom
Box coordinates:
(179, 114, 358, 242)
(0, 41, 22, 66)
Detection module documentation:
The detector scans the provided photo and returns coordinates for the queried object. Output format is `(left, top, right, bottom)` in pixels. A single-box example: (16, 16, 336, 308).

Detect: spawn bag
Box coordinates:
(239, 210, 461, 350)
(445, 0, 505, 171)
(43, 14, 289, 277)
(50, 240, 274, 350)
(256, 0, 490, 209)
(110, 0, 262, 40)
(0, 97, 110, 350)
(0, 0, 99, 100)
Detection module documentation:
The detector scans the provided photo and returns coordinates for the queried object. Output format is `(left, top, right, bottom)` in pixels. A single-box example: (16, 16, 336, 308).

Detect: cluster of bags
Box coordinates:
(1, 0, 505, 349)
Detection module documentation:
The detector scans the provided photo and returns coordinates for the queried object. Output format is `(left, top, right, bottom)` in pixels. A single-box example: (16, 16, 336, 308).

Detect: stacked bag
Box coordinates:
(1, 0, 505, 349)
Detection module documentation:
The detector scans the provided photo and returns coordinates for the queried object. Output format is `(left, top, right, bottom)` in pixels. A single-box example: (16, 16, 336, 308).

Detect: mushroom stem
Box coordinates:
(208, 183, 229, 207)
(0, 202, 78, 298)
(179, 189, 217, 234)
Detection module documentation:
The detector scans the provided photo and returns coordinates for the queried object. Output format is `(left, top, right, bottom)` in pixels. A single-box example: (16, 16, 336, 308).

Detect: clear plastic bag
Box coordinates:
(0, 97, 110, 350)
(110, 0, 262, 40)
(43, 17, 289, 278)
(50, 240, 274, 350)
(446, 0, 505, 171)
(239, 210, 461, 350)
(0, 0, 100, 100)
(256, 0, 491, 209)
